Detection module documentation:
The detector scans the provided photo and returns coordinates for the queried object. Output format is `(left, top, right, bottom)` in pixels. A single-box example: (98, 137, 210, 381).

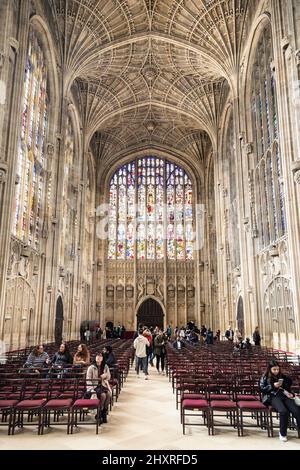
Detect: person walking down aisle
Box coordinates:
(134, 329, 150, 379)
(259, 360, 300, 441)
(154, 330, 167, 375)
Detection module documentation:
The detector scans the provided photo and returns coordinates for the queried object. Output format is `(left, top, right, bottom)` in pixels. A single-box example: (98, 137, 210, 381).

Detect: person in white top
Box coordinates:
(133, 329, 150, 379)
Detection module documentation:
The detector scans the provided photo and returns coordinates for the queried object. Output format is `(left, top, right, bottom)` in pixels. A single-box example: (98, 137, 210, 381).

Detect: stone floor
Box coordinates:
(0, 365, 299, 450)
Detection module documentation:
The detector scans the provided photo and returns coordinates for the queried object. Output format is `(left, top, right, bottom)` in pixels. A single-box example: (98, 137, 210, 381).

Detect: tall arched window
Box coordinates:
(107, 157, 194, 261)
(251, 25, 286, 249)
(13, 28, 48, 248)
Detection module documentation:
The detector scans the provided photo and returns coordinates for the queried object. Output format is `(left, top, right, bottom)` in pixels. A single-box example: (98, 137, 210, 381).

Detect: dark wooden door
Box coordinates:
(137, 298, 164, 329)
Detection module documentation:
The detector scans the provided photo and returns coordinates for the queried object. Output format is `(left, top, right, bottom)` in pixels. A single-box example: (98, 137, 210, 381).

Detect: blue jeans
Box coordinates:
(135, 356, 148, 375)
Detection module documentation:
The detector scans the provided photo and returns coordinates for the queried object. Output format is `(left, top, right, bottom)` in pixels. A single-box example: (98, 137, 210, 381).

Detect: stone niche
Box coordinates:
(126, 285, 134, 298)
(116, 284, 124, 299)
(187, 285, 195, 298)
(167, 284, 175, 298)
(106, 285, 114, 298)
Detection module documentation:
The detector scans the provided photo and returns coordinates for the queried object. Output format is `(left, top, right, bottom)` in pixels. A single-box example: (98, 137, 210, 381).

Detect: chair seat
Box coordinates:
(210, 400, 237, 409)
(73, 399, 100, 408)
(0, 400, 18, 408)
(16, 399, 46, 409)
(182, 399, 209, 409)
(238, 401, 267, 410)
(209, 394, 231, 400)
(44, 399, 73, 409)
(236, 394, 258, 401)
(182, 393, 205, 401)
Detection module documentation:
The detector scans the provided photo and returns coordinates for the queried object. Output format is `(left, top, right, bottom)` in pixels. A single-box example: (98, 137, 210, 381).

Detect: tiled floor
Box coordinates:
(0, 366, 299, 450)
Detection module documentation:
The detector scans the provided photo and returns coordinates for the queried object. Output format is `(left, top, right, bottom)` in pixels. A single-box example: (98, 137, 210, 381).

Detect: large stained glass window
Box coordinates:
(251, 25, 286, 249)
(108, 157, 194, 260)
(13, 28, 48, 248)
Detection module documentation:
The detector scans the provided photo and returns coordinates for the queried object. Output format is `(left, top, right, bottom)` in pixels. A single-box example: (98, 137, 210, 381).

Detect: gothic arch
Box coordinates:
(135, 295, 166, 329)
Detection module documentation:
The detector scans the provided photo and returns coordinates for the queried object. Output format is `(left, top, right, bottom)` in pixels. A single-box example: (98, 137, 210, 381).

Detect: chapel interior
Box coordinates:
(0, 0, 300, 356)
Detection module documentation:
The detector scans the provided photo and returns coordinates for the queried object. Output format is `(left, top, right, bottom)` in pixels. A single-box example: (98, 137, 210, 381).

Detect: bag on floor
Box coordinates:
(294, 395, 300, 406)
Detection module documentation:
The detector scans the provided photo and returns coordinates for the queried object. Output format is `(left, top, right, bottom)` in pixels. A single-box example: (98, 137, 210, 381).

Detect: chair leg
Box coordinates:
(239, 410, 244, 437)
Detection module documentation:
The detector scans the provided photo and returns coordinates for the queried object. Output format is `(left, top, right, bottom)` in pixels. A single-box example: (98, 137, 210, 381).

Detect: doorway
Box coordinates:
(55, 296, 64, 345)
(137, 298, 164, 329)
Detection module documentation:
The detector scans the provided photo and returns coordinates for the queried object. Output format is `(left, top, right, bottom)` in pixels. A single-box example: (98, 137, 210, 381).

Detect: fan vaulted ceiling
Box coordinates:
(48, 0, 260, 162)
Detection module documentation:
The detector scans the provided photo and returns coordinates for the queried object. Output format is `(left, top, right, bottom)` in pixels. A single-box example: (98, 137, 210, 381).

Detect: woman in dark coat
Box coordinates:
(153, 330, 167, 374)
(259, 360, 300, 441)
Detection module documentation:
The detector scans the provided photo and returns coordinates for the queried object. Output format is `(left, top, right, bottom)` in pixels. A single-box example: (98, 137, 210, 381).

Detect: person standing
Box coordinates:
(225, 325, 234, 342)
(84, 328, 91, 345)
(166, 324, 172, 341)
(134, 329, 150, 379)
(253, 326, 261, 346)
(154, 330, 167, 375)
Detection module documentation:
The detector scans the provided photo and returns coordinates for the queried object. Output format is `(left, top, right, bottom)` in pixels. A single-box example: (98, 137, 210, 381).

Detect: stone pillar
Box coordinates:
(0, 0, 31, 346)
(271, 0, 300, 353)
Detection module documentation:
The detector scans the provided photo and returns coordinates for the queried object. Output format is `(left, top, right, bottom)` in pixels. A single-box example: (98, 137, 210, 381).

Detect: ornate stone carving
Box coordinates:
(46, 143, 55, 156)
(0, 167, 7, 184)
(294, 170, 300, 185)
(0, 51, 5, 69)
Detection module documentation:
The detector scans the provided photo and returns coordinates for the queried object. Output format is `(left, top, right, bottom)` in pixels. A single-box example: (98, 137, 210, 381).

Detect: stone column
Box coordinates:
(0, 0, 31, 346)
(271, 0, 300, 353)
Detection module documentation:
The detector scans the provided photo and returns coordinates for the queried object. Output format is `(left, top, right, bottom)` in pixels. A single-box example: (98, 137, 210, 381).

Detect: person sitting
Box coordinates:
(86, 352, 112, 423)
(172, 336, 185, 350)
(214, 329, 221, 342)
(102, 345, 116, 368)
(243, 338, 252, 350)
(259, 360, 300, 441)
(50, 343, 73, 375)
(73, 343, 90, 367)
(24, 344, 50, 373)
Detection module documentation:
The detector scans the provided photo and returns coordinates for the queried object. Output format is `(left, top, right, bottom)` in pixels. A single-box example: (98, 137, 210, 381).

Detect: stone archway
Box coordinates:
(55, 296, 64, 345)
(136, 297, 164, 330)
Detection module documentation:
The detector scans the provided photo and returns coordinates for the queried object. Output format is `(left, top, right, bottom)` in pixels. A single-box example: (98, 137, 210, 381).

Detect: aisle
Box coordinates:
(0, 365, 299, 449)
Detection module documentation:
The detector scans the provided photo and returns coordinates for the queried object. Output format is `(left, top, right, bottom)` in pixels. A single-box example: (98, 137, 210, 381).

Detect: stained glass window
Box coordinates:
(108, 157, 194, 260)
(251, 25, 286, 249)
(13, 28, 48, 248)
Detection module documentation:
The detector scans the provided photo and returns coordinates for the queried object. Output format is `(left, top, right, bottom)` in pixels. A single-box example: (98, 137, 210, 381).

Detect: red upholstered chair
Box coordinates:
(11, 399, 47, 435)
(40, 379, 77, 435)
(208, 378, 240, 436)
(237, 400, 270, 437)
(182, 398, 211, 435)
(71, 398, 101, 434)
(0, 400, 19, 435)
(70, 379, 102, 434)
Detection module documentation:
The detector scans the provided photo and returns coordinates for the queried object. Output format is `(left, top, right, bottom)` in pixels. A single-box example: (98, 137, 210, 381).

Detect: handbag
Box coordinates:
(294, 395, 300, 406)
